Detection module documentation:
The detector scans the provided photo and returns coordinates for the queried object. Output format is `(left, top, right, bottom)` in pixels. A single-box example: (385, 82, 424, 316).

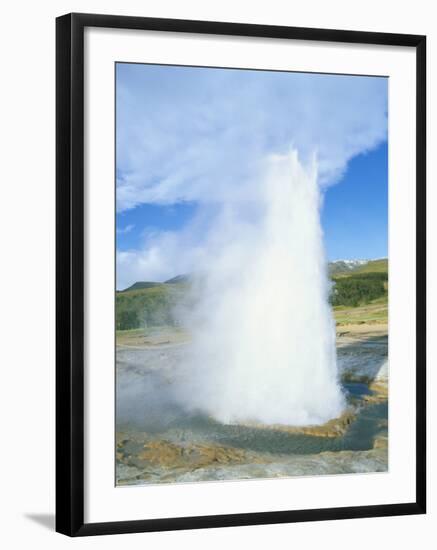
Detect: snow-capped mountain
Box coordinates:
(328, 258, 387, 275)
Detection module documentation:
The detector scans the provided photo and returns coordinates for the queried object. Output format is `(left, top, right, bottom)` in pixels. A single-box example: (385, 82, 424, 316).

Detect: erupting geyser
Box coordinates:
(184, 150, 345, 426)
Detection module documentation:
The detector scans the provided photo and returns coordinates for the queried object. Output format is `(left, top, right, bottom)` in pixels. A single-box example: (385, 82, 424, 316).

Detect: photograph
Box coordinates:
(0, 1, 430, 545)
(115, 63, 389, 486)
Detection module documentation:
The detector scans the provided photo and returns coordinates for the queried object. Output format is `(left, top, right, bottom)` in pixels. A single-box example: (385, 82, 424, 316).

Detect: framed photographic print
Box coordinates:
(56, 13, 426, 536)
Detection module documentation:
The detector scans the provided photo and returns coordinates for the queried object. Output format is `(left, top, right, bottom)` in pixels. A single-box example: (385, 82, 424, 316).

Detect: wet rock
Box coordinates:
(364, 361, 388, 403)
(117, 434, 262, 478)
(241, 408, 357, 438)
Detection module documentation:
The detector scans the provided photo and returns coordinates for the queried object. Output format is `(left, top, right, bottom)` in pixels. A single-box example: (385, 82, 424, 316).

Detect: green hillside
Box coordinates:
(346, 258, 388, 275)
(330, 259, 388, 308)
(120, 281, 162, 292)
(116, 283, 187, 330)
(116, 259, 388, 331)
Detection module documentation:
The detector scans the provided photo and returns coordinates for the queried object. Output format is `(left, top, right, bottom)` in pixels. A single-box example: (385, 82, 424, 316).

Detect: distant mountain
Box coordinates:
(119, 274, 191, 293)
(329, 259, 367, 275)
(164, 274, 191, 284)
(328, 258, 388, 276)
(122, 260, 388, 291)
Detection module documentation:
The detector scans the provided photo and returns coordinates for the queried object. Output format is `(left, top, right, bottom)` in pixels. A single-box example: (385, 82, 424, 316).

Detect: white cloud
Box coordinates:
(116, 223, 135, 235)
(116, 66, 387, 212)
(116, 230, 198, 288)
(116, 207, 216, 288)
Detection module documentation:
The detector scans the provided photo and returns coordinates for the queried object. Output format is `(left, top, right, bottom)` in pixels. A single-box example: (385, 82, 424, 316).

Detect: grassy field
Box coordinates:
(116, 326, 190, 347)
(333, 295, 388, 326)
(352, 259, 388, 274)
(116, 295, 388, 346)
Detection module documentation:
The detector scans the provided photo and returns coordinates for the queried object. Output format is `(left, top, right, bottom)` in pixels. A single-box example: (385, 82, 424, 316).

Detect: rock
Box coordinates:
(117, 435, 261, 473)
(241, 408, 357, 438)
(364, 360, 388, 403)
(373, 435, 388, 450)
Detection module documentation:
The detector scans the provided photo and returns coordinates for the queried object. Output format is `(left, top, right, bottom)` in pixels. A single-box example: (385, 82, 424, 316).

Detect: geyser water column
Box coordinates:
(185, 150, 345, 426)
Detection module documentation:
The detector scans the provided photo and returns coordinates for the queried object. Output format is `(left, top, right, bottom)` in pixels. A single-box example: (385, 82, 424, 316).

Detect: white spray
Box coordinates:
(182, 150, 345, 426)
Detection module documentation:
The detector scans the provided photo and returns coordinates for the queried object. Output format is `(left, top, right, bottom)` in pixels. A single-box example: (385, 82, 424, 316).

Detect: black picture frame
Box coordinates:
(56, 12, 426, 537)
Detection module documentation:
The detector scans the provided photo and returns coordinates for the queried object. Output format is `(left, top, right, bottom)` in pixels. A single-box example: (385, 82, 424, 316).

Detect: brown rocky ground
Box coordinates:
(116, 431, 388, 485)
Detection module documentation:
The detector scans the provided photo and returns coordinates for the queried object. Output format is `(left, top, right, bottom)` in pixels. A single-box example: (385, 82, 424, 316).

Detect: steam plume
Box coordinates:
(181, 150, 345, 426)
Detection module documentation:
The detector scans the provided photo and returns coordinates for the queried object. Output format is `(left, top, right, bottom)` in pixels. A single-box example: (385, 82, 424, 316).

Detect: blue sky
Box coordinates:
(116, 63, 388, 288)
(322, 141, 388, 260)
